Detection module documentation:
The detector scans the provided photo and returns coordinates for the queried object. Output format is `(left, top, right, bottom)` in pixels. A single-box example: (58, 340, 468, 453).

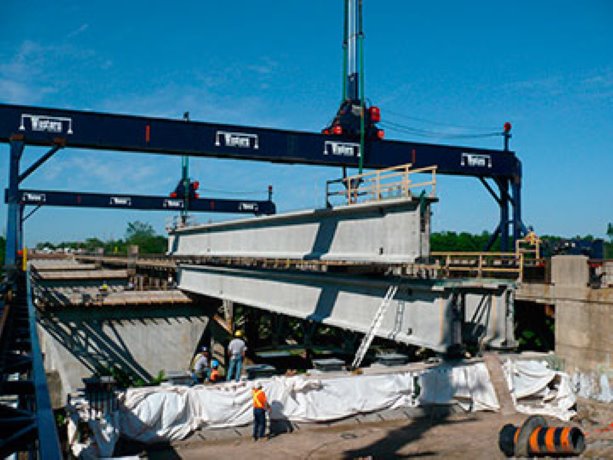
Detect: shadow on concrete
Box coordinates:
(37, 304, 210, 384)
(307, 284, 340, 322)
(38, 312, 154, 382)
(112, 436, 182, 460)
(341, 406, 457, 459)
(342, 360, 489, 458)
(304, 219, 338, 260)
(269, 400, 294, 438)
(463, 293, 491, 349)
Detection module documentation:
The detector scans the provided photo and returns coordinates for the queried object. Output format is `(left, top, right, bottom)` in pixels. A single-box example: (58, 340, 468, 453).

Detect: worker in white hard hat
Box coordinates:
(226, 330, 247, 382)
(190, 346, 210, 386)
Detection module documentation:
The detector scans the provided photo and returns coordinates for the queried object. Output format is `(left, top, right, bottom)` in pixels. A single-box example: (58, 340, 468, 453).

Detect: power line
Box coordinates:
(200, 187, 268, 196)
(383, 108, 501, 132)
(379, 120, 502, 140)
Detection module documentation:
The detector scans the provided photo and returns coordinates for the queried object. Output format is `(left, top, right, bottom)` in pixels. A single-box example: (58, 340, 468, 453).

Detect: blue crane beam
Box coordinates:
(0, 103, 520, 178)
(8, 189, 276, 215)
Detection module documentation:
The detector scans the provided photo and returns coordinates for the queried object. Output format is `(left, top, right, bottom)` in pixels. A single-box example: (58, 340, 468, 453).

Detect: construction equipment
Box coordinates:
(499, 415, 586, 457)
(351, 284, 398, 368)
(323, 0, 384, 175)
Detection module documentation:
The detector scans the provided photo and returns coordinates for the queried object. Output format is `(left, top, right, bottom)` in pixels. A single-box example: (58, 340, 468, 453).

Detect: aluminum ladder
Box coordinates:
(351, 285, 398, 369)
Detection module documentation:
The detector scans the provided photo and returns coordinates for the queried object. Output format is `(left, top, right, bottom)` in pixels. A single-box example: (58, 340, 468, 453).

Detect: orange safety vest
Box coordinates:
(253, 389, 267, 409)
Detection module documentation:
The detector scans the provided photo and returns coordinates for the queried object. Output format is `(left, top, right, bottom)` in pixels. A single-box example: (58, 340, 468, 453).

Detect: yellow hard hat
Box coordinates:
(234, 330, 243, 338)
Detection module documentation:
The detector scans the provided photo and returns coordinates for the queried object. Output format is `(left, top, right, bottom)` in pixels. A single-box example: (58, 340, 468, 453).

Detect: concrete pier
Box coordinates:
(517, 255, 613, 374)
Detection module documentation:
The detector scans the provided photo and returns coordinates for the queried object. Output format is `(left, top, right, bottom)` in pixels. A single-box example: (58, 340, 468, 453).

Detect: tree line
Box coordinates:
(34, 221, 167, 255)
(431, 229, 613, 257)
(1, 222, 611, 265)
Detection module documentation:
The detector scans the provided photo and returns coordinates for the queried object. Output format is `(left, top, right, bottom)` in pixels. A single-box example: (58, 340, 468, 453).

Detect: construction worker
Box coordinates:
(209, 359, 221, 383)
(226, 330, 247, 382)
(190, 346, 210, 386)
(252, 382, 270, 441)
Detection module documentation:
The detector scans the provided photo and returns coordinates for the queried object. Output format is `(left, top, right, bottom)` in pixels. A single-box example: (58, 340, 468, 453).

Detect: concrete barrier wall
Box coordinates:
(168, 198, 434, 263)
(38, 305, 210, 406)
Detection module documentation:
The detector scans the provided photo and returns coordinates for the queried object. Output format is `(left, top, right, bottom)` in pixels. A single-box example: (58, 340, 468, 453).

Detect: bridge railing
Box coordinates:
(326, 163, 437, 206)
(430, 251, 525, 280)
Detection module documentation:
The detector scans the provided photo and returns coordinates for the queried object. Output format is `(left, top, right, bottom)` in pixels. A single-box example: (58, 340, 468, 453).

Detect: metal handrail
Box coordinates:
(429, 251, 524, 280)
(326, 163, 437, 206)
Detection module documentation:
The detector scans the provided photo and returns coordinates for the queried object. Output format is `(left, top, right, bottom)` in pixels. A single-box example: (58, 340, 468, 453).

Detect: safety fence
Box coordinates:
(326, 163, 437, 206)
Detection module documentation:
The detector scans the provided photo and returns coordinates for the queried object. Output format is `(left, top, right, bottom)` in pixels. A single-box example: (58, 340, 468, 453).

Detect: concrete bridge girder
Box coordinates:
(168, 198, 434, 264)
(178, 265, 516, 353)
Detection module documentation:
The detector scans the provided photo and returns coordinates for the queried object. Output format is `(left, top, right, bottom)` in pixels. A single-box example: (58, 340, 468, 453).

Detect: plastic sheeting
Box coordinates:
(68, 359, 577, 456)
(116, 370, 419, 443)
(503, 359, 576, 421)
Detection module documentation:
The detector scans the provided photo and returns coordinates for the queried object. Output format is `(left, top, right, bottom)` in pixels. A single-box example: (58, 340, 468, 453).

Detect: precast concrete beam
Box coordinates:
(168, 197, 434, 263)
(178, 265, 516, 353)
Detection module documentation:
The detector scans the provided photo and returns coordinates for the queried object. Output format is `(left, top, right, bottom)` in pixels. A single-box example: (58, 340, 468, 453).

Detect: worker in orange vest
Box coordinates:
(252, 382, 270, 441)
(209, 360, 221, 383)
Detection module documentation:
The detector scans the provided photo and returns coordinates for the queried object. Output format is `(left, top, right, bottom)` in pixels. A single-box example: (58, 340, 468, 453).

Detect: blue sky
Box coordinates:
(1, 0, 612, 245)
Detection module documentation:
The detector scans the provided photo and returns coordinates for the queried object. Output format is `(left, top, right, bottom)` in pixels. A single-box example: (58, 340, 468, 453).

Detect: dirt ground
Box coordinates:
(141, 399, 613, 459)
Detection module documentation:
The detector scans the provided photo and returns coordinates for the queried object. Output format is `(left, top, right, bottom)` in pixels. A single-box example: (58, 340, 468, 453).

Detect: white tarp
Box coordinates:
(503, 359, 576, 421)
(419, 362, 500, 411)
(116, 370, 419, 443)
(69, 360, 576, 456)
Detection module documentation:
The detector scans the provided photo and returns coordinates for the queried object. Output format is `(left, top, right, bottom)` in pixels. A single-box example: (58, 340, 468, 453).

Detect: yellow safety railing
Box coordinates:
(326, 163, 437, 206)
(430, 251, 524, 280)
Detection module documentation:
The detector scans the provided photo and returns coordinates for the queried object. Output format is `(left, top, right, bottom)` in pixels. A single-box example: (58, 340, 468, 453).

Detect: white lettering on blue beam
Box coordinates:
(461, 152, 492, 168)
(215, 131, 259, 149)
(19, 114, 74, 134)
(324, 141, 361, 157)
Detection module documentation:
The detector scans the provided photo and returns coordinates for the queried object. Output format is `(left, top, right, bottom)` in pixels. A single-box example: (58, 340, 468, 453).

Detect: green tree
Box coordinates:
(125, 221, 167, 254)
(125, 221, 156, 241)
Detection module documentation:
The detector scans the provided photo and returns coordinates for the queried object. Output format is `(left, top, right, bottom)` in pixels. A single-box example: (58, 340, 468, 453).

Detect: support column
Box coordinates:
(511, 174, 524, 246)
(5, 139, 25, 277)
(497, 178, 510, 252)
(271, 313, 285, 348)
(17, 205, 24, 255)
(244, 306, 260, 351)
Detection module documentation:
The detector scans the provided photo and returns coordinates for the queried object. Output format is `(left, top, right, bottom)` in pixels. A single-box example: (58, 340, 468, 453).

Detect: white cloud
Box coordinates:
(99, 83, 284, 128)
(0, 39, 107, 104)
(502, 68, 613, 101)
(67, 23, 89, 39)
